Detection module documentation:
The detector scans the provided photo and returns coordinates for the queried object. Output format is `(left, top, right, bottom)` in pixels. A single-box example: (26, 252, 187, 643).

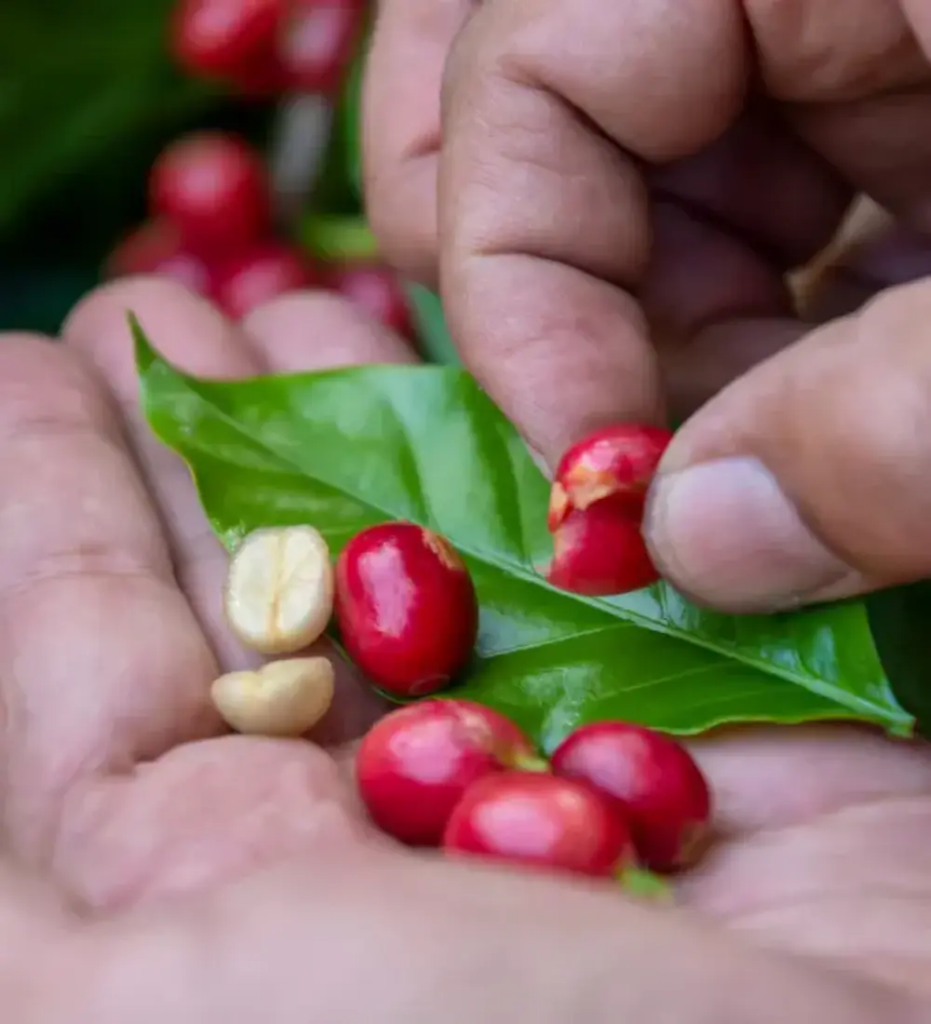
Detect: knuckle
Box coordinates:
(62, 275, 217, 365)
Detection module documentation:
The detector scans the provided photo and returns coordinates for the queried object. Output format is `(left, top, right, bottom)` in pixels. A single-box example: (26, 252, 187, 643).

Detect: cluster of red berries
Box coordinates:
(104, 0, 413, 336)
(171, 0, 365, 99)
(357, 700, 712, 880)
(106, 131, 410, 333)
(341, 429, 707, 884)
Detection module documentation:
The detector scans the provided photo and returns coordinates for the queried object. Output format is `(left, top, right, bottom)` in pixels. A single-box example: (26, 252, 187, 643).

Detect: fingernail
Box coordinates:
(644, 457, 850, 612)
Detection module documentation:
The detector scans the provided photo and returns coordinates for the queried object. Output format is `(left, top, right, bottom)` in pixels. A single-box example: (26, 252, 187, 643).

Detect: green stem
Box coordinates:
(616, 865, 675, 904)
(300, 215, 380, 262)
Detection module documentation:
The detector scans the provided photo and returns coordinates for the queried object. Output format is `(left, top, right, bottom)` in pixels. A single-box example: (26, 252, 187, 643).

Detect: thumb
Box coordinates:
(643, 279, 931, 613)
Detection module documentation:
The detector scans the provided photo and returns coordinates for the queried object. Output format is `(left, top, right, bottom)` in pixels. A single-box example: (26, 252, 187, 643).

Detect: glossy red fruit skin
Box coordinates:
(149, 132, 271, 258)
(551, 722, 711, 872)
(546, 495, 660, 596)
(104, 220, 216, 297)
(280, 0, 366, 95)
(334, 523, 479, 696)
(327, 264, 414, 338)
(171, 0, 284, 88)
(548, 424, 673, 532)
(443, 771, 636, 878)
(355, 700, 537, 846)
(213, 242, 317, 319)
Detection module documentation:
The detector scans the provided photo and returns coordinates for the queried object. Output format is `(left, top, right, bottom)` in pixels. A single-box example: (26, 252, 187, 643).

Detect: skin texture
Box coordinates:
(363, 0, 931, 613)
(0, 277, 929, 1023)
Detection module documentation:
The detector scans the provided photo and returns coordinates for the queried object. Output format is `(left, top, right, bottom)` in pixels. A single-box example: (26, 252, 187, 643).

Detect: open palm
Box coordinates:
(2, 276, 929, 1021)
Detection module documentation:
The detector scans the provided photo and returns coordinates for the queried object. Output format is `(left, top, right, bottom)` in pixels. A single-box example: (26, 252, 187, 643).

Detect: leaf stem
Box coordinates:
(300, 214, 380, 261)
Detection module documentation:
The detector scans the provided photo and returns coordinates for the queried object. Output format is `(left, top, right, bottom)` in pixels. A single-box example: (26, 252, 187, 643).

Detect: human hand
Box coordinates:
(363, 0, 931, 612)
(0, 276, 929, 1022)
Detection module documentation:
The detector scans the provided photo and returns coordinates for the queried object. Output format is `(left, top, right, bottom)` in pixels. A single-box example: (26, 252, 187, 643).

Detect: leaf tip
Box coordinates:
(129, 310, 158, 376)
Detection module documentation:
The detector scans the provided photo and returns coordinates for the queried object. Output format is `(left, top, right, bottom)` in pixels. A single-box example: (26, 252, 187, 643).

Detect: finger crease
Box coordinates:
(0, 547, 170, 607)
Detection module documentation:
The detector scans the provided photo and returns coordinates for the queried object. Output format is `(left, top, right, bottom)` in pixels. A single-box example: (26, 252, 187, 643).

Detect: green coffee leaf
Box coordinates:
(134, 316, 926, 750)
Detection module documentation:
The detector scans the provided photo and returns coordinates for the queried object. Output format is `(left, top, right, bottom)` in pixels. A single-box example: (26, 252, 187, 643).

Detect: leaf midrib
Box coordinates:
(143, 359, 909, 727)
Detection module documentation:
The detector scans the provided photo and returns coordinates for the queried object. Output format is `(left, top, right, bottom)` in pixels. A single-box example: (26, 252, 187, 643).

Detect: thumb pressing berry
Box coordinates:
(551, 722, 712, 872)
(356, 700, 541, 846)
(545, 423, 672, 597)
(443, 771, 636, 879)
(334, 523, 479, 697)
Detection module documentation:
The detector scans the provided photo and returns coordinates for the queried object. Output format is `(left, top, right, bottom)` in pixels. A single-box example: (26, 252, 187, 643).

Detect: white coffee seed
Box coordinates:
(211, 656, 335, 737)
(224, 525, 333, 654)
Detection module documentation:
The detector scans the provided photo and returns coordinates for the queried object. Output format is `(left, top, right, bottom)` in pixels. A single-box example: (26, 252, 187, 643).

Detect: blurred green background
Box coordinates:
(0, 0, 363, 334)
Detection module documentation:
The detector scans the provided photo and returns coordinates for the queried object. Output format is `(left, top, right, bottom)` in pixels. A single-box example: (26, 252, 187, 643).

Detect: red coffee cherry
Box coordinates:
(212, 241, 317, 319)
(551, 721, 712, 872)
(335, 522, 479, 696)
(443, 771, 636, 879)
(356, 700, 538, 846)
(149, 132, 272, 257)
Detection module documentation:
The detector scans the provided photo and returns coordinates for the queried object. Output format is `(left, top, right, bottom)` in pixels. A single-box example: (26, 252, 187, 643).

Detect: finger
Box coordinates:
(241, 290, 419, 369)
(64, 281, 398, 745)
(45, 285, 410, 908)
(438, 0, 748, 466)
(0, 333, 218, 862)
(363, 0, 472, 285)
(660, 317, 806, 422)
(642, 107, 851, 418)
(63, 277, 266, 673)
(436, 0, 931, 470)
(644, 278, 931, 611)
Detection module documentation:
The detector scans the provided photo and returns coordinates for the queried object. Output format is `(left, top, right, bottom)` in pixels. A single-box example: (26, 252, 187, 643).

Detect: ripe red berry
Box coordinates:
(551, 722, 712, 872)
(548, 423, 673, 532)
(279, 0, 365, 95)
(545, 494, 660, 596)
(104, 220, 216, 298)
(171, 0, 284, 90)
(334, 523, 479, 696)
(149, 132, 271, 257)
(213, 241, 317, 319)
(356, 700, 539, 846)
(443, 771, 635, 879)
(328, 264, 414, 338)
